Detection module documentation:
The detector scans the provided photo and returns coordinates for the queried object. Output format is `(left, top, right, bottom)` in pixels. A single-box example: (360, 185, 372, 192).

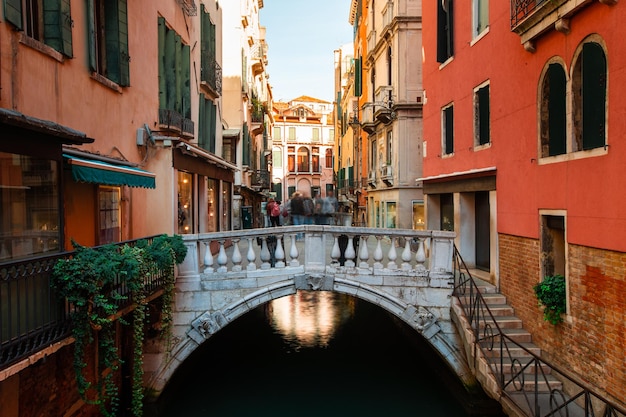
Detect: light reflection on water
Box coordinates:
(269, 291, 355, 351)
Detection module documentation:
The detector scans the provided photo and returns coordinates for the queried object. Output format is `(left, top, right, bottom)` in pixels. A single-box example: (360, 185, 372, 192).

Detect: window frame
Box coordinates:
(441, 103, 454, 156)
(474, 82, 491, 149)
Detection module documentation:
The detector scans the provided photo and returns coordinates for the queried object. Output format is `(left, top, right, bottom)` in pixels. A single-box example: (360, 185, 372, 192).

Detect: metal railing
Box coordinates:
(452, 246, 626, 417)
(0, 236, 169, 370)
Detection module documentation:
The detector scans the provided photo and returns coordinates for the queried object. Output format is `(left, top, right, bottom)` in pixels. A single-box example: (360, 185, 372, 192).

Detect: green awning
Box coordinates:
(64, 154, 156, 189)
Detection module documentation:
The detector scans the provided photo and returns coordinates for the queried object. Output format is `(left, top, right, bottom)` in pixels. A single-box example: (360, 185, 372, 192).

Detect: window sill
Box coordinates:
(474, 142, 492, 152)
(438, 56, 454, 70)
(19, 33, 65, 63)
(90, 72, 123, 93)
(538, 146, 608, 165)
(470, 27, 490, 47)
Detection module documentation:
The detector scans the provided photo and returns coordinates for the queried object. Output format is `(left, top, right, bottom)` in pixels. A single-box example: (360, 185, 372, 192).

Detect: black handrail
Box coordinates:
(452, 246, 626, 417)
(0, 235, 166, 370)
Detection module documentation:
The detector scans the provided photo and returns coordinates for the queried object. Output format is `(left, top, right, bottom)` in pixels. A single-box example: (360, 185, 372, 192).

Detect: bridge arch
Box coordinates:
(146, 272, 475, 397)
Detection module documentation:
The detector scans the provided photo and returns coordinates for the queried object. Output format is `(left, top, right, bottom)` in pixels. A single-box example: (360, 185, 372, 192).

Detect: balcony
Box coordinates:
(361, 105, 376, 134)
(251, 42, 268, 76)
(251, 169, 270, 189)
(200, 53, 222, 98)
(380, 164, 393, 185)
(0, 236, 172, 370)
(159, 108, 194, 138)
(510, 0, 616, 52)
(367, 29, 377, 57)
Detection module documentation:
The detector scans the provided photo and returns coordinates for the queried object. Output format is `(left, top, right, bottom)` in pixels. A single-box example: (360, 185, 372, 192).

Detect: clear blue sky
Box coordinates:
(260, 1, 353, 103)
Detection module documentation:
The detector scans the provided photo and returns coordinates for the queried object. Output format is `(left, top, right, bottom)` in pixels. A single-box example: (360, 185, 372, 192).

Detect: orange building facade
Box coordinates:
(422, 0, 625, 406)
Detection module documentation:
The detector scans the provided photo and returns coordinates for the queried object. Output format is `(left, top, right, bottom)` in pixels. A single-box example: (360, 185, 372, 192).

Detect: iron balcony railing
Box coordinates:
(452, 246, 626, 417)
(158, 108, 194, 137)
(200, 53, 222, 95)
(510, 0, 558, 30)
(0, 236, 169, 370)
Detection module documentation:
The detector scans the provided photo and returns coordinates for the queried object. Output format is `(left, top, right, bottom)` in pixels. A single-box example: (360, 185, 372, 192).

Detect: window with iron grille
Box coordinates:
(3, 0, 73, 56)
(88, 0, 130, 86)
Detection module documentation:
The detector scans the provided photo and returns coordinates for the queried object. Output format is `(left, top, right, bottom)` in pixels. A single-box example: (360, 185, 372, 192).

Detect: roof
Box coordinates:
(290, 95, 331, 104)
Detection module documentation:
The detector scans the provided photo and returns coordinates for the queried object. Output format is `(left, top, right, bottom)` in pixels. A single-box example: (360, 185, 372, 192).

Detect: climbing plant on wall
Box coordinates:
(52, 235, 187, 417)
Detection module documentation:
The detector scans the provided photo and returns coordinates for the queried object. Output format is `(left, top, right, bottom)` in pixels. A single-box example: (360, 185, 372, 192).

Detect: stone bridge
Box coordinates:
(144, 225, 474, 396)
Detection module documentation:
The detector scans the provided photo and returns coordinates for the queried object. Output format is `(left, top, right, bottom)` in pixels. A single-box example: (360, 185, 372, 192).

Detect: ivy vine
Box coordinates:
(52, 235, 187, 417)
(533, 274, 566, 325)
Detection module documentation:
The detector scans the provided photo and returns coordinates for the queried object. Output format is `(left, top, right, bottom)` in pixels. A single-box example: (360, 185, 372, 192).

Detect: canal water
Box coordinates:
(151, 292, 505, 417)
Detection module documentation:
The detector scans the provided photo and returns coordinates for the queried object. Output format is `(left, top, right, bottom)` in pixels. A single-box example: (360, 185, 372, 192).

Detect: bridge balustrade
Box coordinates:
(177, 225, 456, 279)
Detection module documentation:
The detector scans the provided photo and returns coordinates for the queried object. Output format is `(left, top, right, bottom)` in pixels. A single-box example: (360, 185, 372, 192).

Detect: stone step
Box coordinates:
(460, 292, 508, 306)
(500, 328, 533, 344)
(502, 373, 563, 393)
(477, 315, 524, 330)
(480, 342, 542, 358)
(491, 357, 553, 375)
(484, 303, 515, 317)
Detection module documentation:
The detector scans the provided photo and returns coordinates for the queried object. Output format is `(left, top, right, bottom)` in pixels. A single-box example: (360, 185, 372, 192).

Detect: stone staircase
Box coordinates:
(461, 280, 564, 404)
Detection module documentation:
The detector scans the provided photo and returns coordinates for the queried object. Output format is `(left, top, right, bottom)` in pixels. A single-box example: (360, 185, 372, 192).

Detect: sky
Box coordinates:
(260, 0, 354, 103)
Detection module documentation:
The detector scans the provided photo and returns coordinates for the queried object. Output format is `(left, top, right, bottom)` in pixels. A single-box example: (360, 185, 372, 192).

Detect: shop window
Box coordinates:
(178, 171, 193, 234)
(386, 202, 397, 228)
(0, 152, 61, 260)
(207, 178, 218, 232)
(412, 201, 425, 230)
(98, 186, 121, 244)
(440, 193, 454, 231)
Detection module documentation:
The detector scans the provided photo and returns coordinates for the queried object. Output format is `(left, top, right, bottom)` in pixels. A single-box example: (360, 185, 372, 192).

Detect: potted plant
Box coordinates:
(533, 274, 566, 325)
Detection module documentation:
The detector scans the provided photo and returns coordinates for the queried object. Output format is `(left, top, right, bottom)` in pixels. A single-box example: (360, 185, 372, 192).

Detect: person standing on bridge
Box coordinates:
(290, 191, 305, 239)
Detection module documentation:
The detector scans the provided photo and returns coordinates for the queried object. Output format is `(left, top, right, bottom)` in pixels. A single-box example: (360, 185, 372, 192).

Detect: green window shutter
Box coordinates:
(200, 5, 209, 83)
(164, 28, 176, 111)
(104, 0, 121, 83)
(174, 33, 182, 113)
(209, 101, 217, 153)
(117, 0, 130, 86)
(87, 0, 96, 72)
(4, 0, 22, 30)
(43, 0, 73, 57)
(355, 58, 362, 97)
(182, 44, 191, 118)
(158, 17, 166, 109)
(243, 124, 250, 166)
(348, 166, 354, 186)
(198, 95, 207, 149)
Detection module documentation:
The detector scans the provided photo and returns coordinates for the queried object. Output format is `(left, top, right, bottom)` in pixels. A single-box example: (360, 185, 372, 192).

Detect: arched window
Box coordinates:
(297, 147, 310, 172)
(540, 63, 567, 157)
(572, 41, 606, 151)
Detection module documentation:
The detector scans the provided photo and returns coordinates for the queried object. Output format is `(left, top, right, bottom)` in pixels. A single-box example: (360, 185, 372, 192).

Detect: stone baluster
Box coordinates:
(231, 239, 242, 272)
(217, 240, 228, 273)
(330, 235, 341, 266)
(260, 237, 271, 270)
(373, 236, 384, 270)
(358, 235, 370, 268)
(401, 238, 412, 271)
(288, 234, 299, 267)
(344, 235, 356, 267)
(274, 235, 285, 268)
(415, 238, 426, 272)
(203, 241, 214, 273)
(246, 237, 257, 271)
(387, 236, 398, 270)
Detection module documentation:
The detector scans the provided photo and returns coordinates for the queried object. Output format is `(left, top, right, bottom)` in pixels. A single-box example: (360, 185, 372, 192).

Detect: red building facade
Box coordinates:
(422, 0, 625, 406)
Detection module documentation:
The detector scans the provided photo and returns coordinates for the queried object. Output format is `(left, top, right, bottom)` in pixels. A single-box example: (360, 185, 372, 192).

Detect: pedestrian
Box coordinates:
(266, 198, 281, 227)
(313, 192, 324, 225)
(322, 190, 339, 225)
(303, 193, 315, 225)
(289, 191, 305, 239)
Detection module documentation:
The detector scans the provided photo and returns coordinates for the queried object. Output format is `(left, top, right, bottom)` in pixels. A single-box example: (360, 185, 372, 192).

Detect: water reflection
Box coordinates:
(269, 292, 355, 350)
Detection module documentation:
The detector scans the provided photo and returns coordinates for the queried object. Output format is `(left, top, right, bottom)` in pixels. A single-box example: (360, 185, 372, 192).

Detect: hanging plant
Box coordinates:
(533, 274, 566, 325)
(52, 235, 187, 417)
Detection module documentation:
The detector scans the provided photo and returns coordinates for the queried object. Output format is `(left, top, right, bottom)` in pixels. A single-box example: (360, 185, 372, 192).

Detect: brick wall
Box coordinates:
(499, 234, 626, 407)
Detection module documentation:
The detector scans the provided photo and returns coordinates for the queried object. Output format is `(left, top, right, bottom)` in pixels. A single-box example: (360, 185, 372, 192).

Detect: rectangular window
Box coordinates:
(4, 0, 73, 56)
(370, 139, 377, 173)
(328, 129, 335, 143)
(312, 128, 320, 142)
(272, 149, 282, 168)
(325, 149, 333, 168)
(312, 147, 320, 172)
(386, 131, 393, 165)
(474, 84, 490, 146)
(473, 0, 489, 38)
(287, 146, 295, 172)
(177, 171, 193, 234)
(540, 213, 566, 279)
(0, 152, 61, 260)
(200, 4, 219, 93)
(223, 136, 236, 164)
(437, 0, 454, 63)
(273, 127, 282, 140)
(442, 104, 454, 155)
(88, 0, 130, 85)
(288, 127, 296, 140)
(98, 186, 121, 244)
